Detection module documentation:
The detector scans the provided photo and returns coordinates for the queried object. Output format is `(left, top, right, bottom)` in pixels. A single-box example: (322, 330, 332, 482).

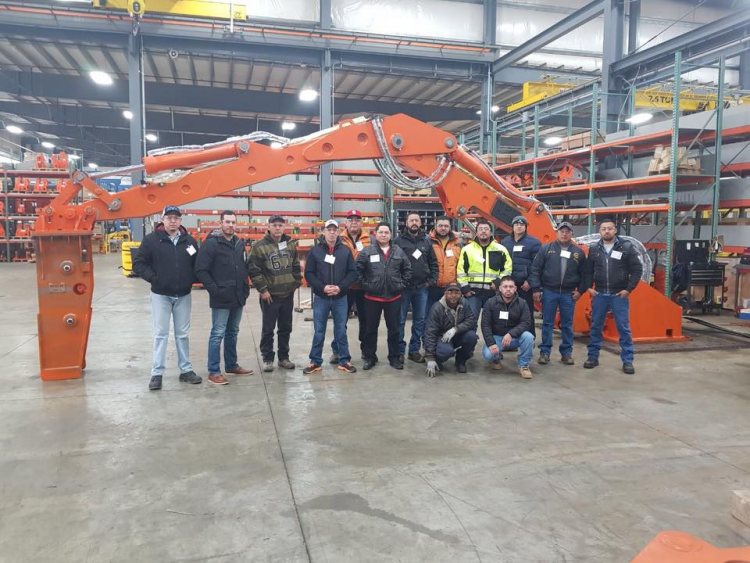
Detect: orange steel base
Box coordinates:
(631, 531, 750, 562)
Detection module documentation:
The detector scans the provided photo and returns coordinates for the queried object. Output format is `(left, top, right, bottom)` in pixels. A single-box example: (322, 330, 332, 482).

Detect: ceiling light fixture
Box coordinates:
(281, 121, 296, 131)
(145, 133, 158, 142)
(491, 105, 500, 113)
(87, 162, 99, 170)
(89, 70, 113, 86)
(270, 141, 283, 149)
(41, 141, 56, 149)
(625, 112, 653, 125)
(5, 124, 24, 134)
(543, 136, 563, 147)
(68, 154, 81, 160)
(299, 89, 318, 102)
(123, 110, 133, 120)
(476, 110, 482, 115)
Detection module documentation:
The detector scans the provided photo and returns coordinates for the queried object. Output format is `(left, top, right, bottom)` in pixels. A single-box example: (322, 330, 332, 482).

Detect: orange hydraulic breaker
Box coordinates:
(631, 531, 750, 562)
(51, 151, 68, 170)
(14, 177, 30, 192)
(33, 178, 50, 193)
(36, 153, 49, 169)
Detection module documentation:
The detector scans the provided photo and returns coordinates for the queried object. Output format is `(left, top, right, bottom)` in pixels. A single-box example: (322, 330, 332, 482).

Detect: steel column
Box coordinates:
(480, 65, 494, 153)
(128, 27, 145, 241)
(483, 0, 497, 46)
(320, 0, 332, 29)
(588, 84, 599, 234)
(627, 0, 640, 55)
(740, 51, 750, 91)
(532, 106, 540, 190)
(601, 0, 625, 134)
(320, 49, 333, 220)
(665, 51, 682, 297)
(710, 56, 726, 254)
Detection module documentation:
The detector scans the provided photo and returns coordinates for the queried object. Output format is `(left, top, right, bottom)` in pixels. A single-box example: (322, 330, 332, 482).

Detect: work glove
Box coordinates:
(426, 360, 440, 378)
(441, 328, 457, 343)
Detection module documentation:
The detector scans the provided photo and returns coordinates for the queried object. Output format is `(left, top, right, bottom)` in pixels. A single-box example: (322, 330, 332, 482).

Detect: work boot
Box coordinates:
(560, 355, 574, 365)
(149, 375, 162, 391)
(538, 353, 550, 365)
(329, 353, 340, 365)
(519, 366, 533, 379)
(363, 358, 376, 370)
(262, 361, 274, 373)
(490, 361, 503, 371)
(583, 358, 599, 369)
(208, 373, 228, 385)
(623, 363, 635, 375)
(456, 362, 467, 374)
(408, 352, 425, 363)
(179, 370, 202, 384)
(278, 359, 296, 369)
(398, 354, 405, 364)
(389, 360, 404, 370)
(302, 363, 322, 375)
(226, 365, 254, 375)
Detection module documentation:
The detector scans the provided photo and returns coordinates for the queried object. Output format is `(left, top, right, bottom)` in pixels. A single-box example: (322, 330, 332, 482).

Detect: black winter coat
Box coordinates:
(133, 224, 198, 297)
(304, 236, 358, 299)
(481, 294, 533, 347)
(501, 232, 542, 286)
(355, 243, 412, 299)
(423, 296, 477, 361)
(584, 237, 643, 293)
(393, 230, 438, 288)
(194, 232, 250, 309)
(528, 241, 587, 293)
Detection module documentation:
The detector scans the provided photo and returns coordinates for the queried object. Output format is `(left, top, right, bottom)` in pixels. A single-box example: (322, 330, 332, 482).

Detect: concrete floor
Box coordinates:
(1, 254, 749, 562)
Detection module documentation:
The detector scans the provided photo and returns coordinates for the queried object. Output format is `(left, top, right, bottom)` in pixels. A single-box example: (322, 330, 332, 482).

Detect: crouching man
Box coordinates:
(423, 283, 478, 377)
(481, 276, 535, 379)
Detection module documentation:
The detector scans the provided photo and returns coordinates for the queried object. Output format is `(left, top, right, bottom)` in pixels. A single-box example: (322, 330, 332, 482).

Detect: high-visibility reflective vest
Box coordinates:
(457, 239, 512, 290)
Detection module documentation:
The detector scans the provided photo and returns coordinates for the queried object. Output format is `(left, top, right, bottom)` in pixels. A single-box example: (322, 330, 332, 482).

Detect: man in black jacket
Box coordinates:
(423, 284, 478, 376)
(195, 210, 254, 385)
(303, 220, 358, 375)
(134, 205, 201, 391)
(528, 222, 587, 366)
(355, 222, 412, 370)
(481, 276, 535, 379)
(583, 218, 643, 375)
(393, 212, 438, 364)
(501, 216, 541, 337)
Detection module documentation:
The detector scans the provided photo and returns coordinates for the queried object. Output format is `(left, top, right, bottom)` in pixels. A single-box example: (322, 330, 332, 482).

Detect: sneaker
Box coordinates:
(363, 358, 376, 370)
(561, 355, 574, 365)
(408, 352, 425, 364)
(490, 361, 503, 371)
(149, 375, 162, 391)
(337, 362, 357, 374)
(583, 358, 599, 369)
(623, 363, 635, 375)
(208, 373, 229, 385)
(456, 362, 467, 374)
(302, 363, 322, 375)
(178, 370, 202, 384)
(226, 365, 254, 375)
(329, 353, 340, 365)
(519, 366, 533, 379)
(389, 360, 404, 370)
(538, 354, 550, 365)
(262, 361, 274, 373)
(278, 359, 296, 370)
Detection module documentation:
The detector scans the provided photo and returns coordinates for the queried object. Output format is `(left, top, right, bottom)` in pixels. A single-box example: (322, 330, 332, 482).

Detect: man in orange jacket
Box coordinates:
(427, 216, 462, 313)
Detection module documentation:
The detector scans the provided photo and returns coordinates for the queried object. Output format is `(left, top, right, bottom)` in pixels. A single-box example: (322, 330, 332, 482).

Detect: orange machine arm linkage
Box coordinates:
(32, 114, 682, 381)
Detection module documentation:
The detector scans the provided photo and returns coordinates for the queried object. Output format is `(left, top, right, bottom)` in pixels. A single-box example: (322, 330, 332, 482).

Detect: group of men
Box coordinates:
(135, 205, 643, 389)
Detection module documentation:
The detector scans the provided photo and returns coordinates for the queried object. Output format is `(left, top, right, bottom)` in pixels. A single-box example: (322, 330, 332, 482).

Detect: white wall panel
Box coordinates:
(245, 0, 319, 22)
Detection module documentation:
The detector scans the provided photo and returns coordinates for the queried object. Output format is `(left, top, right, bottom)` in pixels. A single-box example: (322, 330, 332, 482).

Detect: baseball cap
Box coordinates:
(556, 221, 574, 231)
(444, 283, 462, 292)
(346, 209, 363, 218)
(324, 219, 339, 229)
(162, 205, 182, 217)
(268, 215, 286, 224)
(511, 216, 528, 225)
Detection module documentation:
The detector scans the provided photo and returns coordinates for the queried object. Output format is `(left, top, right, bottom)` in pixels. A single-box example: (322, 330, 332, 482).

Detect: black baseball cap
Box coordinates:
(163, 205, 182, 217)
(511, 216, 528, 225)
(556, 221, 574, 231)
(444, 283, 462, 292)
(268, 215, 286, 224)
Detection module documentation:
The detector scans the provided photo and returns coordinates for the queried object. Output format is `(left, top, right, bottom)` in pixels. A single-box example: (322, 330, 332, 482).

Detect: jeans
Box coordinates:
(427, 286, 445, 316)
(518, 287, 536, 337)
(481, 332, 534, 367)
(259, 293, 294, 362)
(587, 293, 634, 364)
(363, 297, 401, 363)
(334, 289, 366, 358)
(435, 330, 478, 364)
(540, 289, 575, 357)
(208, 306, 243, 374)
(465, 289, 495, 318)
(150, 292, 192, 376)
(310, 295, 350, 366)
(399, 287, 429, 355)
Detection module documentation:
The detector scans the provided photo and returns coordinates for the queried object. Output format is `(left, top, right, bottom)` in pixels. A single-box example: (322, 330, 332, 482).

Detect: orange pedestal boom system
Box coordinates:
(32, 114, 684, 381)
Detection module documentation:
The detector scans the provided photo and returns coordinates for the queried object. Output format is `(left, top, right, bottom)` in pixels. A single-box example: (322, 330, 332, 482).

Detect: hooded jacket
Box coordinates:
(355, 243, 412, 300)
(133, 223, 198, 297)
(528, 240, 587, 293)
(304, 235, 358, 299)
(194, 230, 250, 309)
(247, 232, 302, 298)
(423, 295, 477, 361)
(429, 229, 462, 287)
(393, 229, 438, 288)
(584, 236, 643, 293)
(481, 293, 533, 347)
(501, 232, 542, 287)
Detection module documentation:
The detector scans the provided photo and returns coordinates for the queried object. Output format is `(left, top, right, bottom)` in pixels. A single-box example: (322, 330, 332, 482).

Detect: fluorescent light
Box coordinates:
(270, 141, 283, 149)
(299, 89, 318, 102)
(544, 136, 563, 147)
(87, 162, 99, 170)
(68, 154, 80, 160)
(89, 70, 113, 86)
(476, 110, 482, 115)
(41, 141, 55, 149)
(145, 133, 158, 142)
(281, 121, 296, 131)
(5, 124, 24, 134)
(491, 105, 500, 113)
(626, 112, 653, 125)
(123, 110, 133, 120)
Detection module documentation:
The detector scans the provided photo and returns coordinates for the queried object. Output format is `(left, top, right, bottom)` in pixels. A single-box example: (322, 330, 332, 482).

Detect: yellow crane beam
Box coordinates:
(92, 0, 246, 20)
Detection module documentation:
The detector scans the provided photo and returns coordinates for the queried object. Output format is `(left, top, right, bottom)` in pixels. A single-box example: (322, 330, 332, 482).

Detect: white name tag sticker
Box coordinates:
(324, 254, 336, 264)
(370, 254, 380, 263)
(355, 241, 364, 251)
(560, 250, 571, 259)
(478, 257, 485, 264)
(278, 241, 287, 250)
(611, 250, 623, 260)
(499, 311, 509, 320)
(412, 249, 422, 260)
(186, 245, 196, 256)
(446, 249, 454, 257)
(513, 245, 523, 253)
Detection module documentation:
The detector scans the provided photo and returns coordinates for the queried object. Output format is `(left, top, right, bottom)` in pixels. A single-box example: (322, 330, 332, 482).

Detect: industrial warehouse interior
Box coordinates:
(1, 0, 749, 561)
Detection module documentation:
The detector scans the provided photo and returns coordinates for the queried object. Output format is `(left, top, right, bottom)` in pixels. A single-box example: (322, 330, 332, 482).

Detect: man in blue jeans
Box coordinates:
(583, 218, 643, 375)
(480, 276, 534, 379)
(302, 219, 358, 374)
(195, 211, 254, 385)
(528, 222, 587, 366)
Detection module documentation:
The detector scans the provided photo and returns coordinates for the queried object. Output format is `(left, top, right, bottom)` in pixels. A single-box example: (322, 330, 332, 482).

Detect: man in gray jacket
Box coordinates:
(423, 283, 478, 376)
